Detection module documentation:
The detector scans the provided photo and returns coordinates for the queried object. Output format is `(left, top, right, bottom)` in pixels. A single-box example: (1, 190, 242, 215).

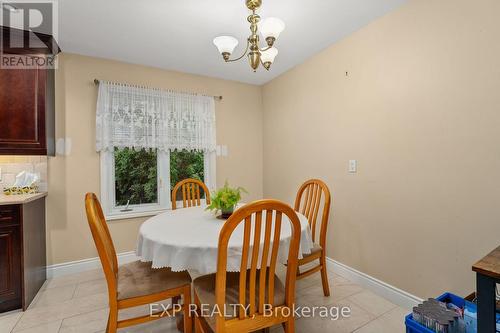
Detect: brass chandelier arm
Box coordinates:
(226, 40, 250, 62)
(259, 45, 272, 52)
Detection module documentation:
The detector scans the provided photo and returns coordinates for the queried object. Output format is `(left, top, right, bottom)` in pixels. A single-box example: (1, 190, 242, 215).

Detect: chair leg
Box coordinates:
(194, 317, 203, 333)
(284, 318, 295, 333)
(320, 254, 330, 297)
(194, 292, 203, 333)
(107, 307, 118, 333)
(183, 286, 193, 333)
(174, 295, 185, 332)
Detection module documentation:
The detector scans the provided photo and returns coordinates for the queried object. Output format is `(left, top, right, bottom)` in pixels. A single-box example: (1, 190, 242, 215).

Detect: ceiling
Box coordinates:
(55, 0, 407, 85)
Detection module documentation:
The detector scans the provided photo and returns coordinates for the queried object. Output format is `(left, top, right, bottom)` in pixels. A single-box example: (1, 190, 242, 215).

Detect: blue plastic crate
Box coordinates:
(405, 292, 465, 333)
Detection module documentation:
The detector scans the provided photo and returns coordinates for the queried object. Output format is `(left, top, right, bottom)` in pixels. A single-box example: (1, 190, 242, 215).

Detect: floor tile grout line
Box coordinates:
(15, 306, 108, 333)
(54, 319, 63, 333)
(349, 312, 384, 333)
(11, 319, 61, 333)
(346, 292, 398, 318)
(7, 312, 24, 333)
(11, 294, 109, 332)
(27, 283, 79, 310)
(349, 305, 403, 333)
(70, 282, 78, 299)
(295, 276, 351, 295)
(55, 303, 110, 332)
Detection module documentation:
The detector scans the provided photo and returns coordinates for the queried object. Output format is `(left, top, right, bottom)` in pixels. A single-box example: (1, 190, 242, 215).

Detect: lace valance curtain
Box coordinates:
(96, 81, 216, 152)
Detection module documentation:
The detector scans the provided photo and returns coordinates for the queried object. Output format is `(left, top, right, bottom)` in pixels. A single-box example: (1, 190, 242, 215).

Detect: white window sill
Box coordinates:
(105, 209, 169, 221)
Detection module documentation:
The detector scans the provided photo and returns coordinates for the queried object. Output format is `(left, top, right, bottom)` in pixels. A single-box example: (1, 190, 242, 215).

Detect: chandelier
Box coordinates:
(213, 0, 285, 72)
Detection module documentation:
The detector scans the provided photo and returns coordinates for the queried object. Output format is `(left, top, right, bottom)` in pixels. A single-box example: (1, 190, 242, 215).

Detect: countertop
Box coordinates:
(473, 245, 500, 280)
(0, 192, 48, 205)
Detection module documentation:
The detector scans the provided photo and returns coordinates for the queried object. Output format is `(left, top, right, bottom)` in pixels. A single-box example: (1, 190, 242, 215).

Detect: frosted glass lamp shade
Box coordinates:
(261, 47, 278, 64)
(260, 17, 285, 39)
(213, 36, 239, 55)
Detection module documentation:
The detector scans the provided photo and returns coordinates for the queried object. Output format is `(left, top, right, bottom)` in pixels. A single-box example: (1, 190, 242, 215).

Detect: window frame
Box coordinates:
(100, 149, 216, 221)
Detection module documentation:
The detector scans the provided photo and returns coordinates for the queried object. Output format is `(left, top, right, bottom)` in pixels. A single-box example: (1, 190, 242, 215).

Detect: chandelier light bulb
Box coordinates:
(261, 47, 278, 64)
(260, 17, 285, 40)
(261, 47, 278, 70)
(213, 36, 239, 57)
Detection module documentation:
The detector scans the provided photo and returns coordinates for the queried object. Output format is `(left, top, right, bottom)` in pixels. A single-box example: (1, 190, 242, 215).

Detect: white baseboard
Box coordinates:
(326, 257, 423, 309)
(46, 251, 139, 279)
(47, 252, 422, 310)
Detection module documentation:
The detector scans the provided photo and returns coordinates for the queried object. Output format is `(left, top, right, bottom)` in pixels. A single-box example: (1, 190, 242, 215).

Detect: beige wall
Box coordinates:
(47, 53, 263, 265)
(262, 0, 500, 298)
(48, 0, 500, 299)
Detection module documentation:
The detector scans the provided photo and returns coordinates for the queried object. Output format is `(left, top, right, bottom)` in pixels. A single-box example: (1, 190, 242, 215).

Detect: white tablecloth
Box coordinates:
(136, 204, 314, 274)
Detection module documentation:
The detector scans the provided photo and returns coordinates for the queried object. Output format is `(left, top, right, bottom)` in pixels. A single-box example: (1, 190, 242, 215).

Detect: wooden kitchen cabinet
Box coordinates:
(0, 68, 51, 155)
(0, 207, 22, 312)
(0, 196, 46, 312)
(0, 26, 59, 156)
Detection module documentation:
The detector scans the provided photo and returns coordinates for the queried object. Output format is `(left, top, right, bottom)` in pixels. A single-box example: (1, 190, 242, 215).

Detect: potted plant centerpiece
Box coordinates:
(206, 181, 247, 219)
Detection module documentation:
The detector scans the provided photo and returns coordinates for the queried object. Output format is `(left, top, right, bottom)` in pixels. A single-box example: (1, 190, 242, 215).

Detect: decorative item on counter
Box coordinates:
(2, 171, 40, 195)
(205, 181, 247, 219)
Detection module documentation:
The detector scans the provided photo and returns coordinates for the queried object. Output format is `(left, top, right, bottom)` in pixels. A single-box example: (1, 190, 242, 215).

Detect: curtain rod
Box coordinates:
(93, 79, 223, 101)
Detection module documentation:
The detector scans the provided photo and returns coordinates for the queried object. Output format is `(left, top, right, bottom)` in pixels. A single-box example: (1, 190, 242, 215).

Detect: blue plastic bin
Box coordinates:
(405, 293, 465, 333)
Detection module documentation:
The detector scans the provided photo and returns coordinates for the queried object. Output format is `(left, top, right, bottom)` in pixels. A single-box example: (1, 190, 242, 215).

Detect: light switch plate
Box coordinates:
(349, 160, 357, 173)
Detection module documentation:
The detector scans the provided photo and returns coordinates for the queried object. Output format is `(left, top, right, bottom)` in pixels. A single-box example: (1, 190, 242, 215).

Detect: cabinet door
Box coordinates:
(0, 67, 47, 155)
(0, 208, 22, 312)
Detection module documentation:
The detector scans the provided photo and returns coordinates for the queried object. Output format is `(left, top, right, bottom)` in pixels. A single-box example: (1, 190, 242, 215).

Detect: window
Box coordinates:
(101, 149, 215, 220)
(96, 81, 217, 219)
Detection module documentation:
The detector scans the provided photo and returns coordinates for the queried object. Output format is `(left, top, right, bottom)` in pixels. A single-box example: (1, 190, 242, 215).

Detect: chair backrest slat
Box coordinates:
(85, 193, 118, 302)
(310, 187, 322, 236)
(238, 216, 252, 319)
(258, 210, 273, 313)
(215, 200, 301, 332)
(196, 184, 201, 205)
(171, 178, 211, 210)
(267, 211, 282, 306)
(248, 211, 262, 315)
(294, 179, 331, 246)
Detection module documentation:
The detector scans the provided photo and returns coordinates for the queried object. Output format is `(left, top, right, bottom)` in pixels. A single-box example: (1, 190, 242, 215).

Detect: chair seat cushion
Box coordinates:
(193, 270, 286, 330)
(117, 261, 191, 300)
(303, 243, 322, 258)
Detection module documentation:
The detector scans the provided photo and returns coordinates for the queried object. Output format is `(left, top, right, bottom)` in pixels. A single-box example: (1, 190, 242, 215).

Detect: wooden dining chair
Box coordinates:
(85, 193, 193, 333)
(171, 178, 211, 210)
(193, 199, 302, 333)
(294, 179, 332, 296)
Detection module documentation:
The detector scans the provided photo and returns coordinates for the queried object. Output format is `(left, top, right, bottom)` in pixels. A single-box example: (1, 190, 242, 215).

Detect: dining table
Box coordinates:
(136, 204, 315, 275)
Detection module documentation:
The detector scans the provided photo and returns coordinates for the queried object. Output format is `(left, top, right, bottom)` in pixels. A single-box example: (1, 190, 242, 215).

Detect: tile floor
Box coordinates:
(0, 264, 409, 333)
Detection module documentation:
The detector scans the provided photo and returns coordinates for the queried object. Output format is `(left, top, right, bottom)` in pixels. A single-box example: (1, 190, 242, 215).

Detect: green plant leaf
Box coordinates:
(205, 181, 248, 214)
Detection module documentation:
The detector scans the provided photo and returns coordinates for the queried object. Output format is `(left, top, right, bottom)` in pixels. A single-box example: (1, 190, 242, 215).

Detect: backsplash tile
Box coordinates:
(0, 156, 48, 192)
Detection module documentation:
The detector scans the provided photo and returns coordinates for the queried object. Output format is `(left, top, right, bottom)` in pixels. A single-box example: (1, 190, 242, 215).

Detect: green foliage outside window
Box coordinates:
(170, 150, 205, 200)
(114, 148, 205, 207)
(114, 148, 158, 206)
